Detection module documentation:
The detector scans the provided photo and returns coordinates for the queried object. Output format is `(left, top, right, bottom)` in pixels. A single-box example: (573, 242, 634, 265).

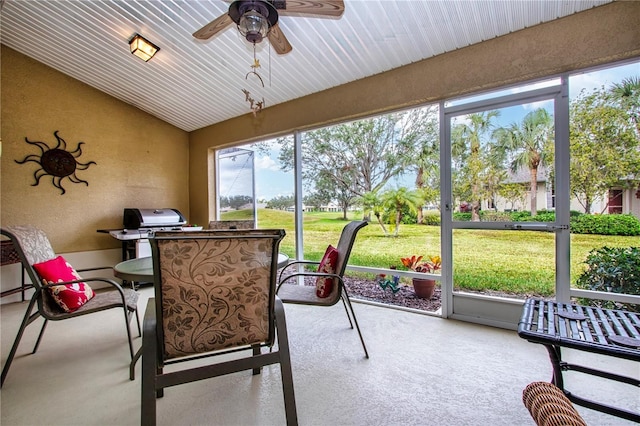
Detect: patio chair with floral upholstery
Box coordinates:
(141, 229, 297, 426)
(0, 225, 141, 387)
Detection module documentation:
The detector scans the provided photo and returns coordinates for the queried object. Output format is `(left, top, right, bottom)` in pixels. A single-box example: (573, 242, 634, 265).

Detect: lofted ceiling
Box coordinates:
(0, 0, 612, 132)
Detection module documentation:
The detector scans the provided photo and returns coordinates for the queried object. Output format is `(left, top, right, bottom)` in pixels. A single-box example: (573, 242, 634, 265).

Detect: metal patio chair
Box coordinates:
(141, 229, 297, 426)
(276, 220, 369, 358)
(0, 225, 141, 387)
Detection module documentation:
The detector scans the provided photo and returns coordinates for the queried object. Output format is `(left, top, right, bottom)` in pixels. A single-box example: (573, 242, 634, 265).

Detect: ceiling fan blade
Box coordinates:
(268, 23, 293, 55)
(192, 13, 234, 40)
(279, 1, 344, 17)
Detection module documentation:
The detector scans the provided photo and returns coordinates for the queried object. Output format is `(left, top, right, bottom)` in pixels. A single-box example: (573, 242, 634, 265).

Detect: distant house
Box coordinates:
(286, 203, 342, 213)
(488, 166, 640, 219)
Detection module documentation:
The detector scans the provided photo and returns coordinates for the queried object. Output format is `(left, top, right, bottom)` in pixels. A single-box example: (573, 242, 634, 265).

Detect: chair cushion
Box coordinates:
(316, 245, 338, 298)
(33, 256, 95, 312)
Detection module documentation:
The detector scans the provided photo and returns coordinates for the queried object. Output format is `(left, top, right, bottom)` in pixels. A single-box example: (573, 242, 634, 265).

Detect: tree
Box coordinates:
(228, 195, 253, 210)
(266, 195, 295, 210)
(570, 87, 640, 213)
(451, 111, 500, 221)
(408, 106, 440, 223)
(277, 109, 435, 205)
(497, 183, 528, 211)
(219, 196, 231, 209)
(415, 185, 440, 222)
(303, 191, 331, 212)
(493, 108, 554, 216)
(381, 187, 421, 237)
(360, 190, 389, 236)
(610, 76, 640, 136)
(320, 170, 358, 219)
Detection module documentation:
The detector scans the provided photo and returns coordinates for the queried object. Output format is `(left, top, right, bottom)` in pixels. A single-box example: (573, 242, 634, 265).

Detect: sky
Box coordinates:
(220, 60, 640, 201)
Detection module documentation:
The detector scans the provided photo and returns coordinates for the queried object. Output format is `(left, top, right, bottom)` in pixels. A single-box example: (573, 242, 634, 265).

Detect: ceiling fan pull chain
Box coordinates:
(269, 40, 272, 87)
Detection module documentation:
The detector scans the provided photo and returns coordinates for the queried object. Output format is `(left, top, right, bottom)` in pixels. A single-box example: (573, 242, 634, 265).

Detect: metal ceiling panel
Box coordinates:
(0, 0, 611, 132)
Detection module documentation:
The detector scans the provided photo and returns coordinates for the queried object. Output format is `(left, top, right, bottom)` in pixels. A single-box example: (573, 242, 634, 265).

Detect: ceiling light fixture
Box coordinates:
(229, 1, 278, 45)
(129, 33, 160, 62)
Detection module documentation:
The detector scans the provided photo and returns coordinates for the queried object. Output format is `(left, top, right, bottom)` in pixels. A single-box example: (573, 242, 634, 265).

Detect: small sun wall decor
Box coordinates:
(15, 130, 97, 195)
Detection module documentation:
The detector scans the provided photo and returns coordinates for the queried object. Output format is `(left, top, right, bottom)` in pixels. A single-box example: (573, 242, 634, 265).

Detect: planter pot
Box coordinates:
(412, 278, 437, 299)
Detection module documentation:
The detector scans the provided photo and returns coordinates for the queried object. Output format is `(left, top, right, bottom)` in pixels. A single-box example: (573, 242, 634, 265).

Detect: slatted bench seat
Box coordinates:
(518, 298, 640, 423)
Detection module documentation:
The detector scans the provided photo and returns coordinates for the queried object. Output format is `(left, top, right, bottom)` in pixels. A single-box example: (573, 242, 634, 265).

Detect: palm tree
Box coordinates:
(408, 106, 439, 224)
(493, 108, 554, 217)
(451, 110, 500, 221)
(361, 190, 389, 236)
(610, 76, 640, 136)
(381, 187, 421, 237)
(413, 140, 439, 224)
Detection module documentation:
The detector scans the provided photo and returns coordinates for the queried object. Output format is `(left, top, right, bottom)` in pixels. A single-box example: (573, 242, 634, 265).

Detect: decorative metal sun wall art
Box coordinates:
(15, 130, 96, 195)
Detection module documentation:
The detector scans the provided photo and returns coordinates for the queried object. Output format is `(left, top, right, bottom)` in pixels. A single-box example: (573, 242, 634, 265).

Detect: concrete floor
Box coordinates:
(1, 286, 638, 425)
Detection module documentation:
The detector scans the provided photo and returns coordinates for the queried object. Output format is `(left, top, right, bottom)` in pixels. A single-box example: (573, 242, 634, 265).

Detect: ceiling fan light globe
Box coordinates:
(238, 10, 269, 44)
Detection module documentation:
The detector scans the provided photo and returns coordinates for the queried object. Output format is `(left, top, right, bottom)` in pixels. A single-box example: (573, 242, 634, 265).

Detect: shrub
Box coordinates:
(571, 214, 640, 236)
(511, 211, 533, 221)
(480, 211, 512, 221)
(575, 246, 640, 312)
(381, 205, 417, 225)
(453, 212, 472, 221)
(530, 212, 556, 222)
(422, 212, 441, 226)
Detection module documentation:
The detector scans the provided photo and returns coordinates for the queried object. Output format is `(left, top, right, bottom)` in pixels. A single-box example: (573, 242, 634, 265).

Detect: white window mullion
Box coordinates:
(440, 100, 454, 318)
(554, 75, 572, 302)
(293, 131, 305, 284)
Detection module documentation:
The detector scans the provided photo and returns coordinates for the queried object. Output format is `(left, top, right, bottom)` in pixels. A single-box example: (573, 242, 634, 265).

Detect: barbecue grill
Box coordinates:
(107, 208, 187, 259)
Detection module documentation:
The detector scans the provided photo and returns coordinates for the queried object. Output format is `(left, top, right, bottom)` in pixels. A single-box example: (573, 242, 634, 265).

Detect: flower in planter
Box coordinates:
(401, 255, 441, 299)
(400, 255, 441, 273)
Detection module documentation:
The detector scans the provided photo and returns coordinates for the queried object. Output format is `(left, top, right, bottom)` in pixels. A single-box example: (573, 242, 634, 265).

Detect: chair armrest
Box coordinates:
(278, 260, 321, 283)
(76, 266, 114, 273)
(280, 260, 320, 271)
(142, 298, 157, 335)
(276, 272, 344, 292)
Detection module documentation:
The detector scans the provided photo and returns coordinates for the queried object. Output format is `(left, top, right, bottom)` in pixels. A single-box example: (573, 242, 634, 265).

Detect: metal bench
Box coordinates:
(518, 298, 640, 422)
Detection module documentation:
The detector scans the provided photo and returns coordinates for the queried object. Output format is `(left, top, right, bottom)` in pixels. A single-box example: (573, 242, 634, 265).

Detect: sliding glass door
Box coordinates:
(440, 80, 571, 320)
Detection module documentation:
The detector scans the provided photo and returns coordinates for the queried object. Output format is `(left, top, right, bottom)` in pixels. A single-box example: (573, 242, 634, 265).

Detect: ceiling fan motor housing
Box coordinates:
(229, 0, 279, 44)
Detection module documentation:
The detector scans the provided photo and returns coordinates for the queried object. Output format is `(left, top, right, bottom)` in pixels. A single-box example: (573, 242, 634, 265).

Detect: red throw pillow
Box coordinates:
(316, 245, 339, 298)
(33, 256, 95, 312)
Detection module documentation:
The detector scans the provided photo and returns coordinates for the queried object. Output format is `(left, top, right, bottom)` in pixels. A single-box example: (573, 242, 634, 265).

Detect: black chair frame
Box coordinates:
(277, 220, 369, 358)
(0, 226, 141, 387)
(141, 230, 297, 426)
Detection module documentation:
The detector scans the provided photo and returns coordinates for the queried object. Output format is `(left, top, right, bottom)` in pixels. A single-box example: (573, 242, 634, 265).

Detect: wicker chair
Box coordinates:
(141, 229, 297, 426)
(522, 382, 587, 426)
(0, 225, 141, 387)
(276, 220, 369, 358)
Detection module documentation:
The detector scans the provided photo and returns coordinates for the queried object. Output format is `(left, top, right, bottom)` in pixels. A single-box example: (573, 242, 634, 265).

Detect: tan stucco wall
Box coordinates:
(188, 1, 640, 226)
(1, 46, 189, 253)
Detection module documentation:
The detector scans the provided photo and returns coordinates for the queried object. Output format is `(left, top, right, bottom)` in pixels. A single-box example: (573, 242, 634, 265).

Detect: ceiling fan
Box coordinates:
(193, 0, 345, 55)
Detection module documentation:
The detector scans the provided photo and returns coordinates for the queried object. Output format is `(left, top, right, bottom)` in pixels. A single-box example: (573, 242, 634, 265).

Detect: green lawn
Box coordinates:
(221, 209, 637, 297)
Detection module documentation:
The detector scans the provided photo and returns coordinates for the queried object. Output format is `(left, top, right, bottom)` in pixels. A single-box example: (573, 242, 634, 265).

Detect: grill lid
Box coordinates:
(123, 208, 186, 229)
